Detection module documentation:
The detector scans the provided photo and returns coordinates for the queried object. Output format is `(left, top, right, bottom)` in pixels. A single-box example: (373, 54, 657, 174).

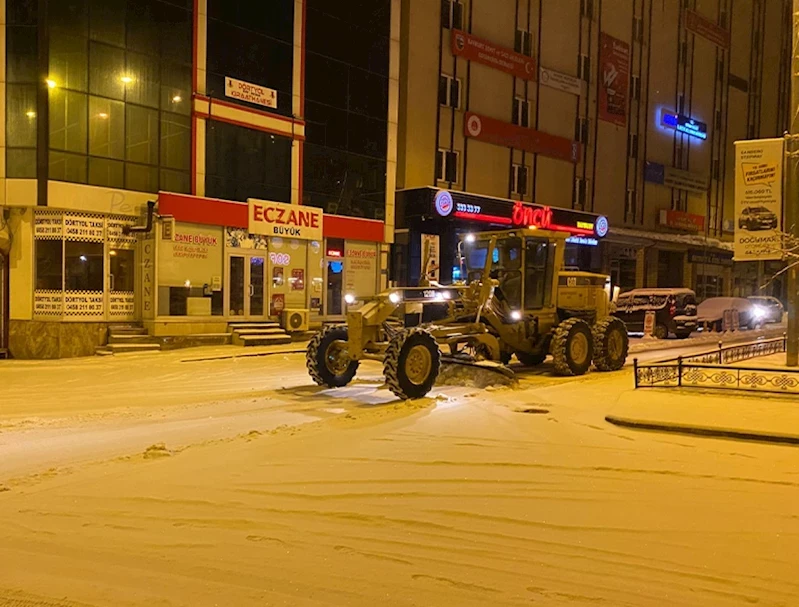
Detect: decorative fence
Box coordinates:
(633, 335, 799, 395)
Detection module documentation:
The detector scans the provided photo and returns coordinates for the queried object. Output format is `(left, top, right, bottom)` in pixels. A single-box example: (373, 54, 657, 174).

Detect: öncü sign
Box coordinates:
(225, 77, 277, 109)
(248, 199, 323, 241)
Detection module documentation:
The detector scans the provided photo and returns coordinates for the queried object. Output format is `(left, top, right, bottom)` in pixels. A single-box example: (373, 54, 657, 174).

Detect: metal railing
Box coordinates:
(633, 335, 799, 395)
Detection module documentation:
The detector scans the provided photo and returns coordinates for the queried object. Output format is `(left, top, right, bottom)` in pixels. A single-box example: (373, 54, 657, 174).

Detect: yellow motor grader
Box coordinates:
(306, 228, 628, 399)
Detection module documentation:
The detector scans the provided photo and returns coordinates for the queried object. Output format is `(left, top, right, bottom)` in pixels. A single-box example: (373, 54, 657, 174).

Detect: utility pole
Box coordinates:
(787, 0, 799, 366)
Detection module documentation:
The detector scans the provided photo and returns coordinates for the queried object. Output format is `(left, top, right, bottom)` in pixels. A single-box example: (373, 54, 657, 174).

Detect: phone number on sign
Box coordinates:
(456, 203, 482, 214)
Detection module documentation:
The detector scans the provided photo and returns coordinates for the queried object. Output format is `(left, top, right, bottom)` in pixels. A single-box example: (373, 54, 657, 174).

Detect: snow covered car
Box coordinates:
(613, 288, 698, 339)
(697, 297, 763, 331)
(747, 296, 784, 324)
(738, 206, 778, 231)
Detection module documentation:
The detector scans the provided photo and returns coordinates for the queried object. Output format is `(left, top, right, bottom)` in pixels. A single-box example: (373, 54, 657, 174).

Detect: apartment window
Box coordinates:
(628, 133, 638, 158)
(513, 97, 530, 128)
(436, 149, 459, 183)
(631, 75, 641, 101)
(575, 117, 589, 144)
(574, 178, 588, 209)
(511, 163, 529, 196)
(441, 0, 463, 30)
(579, 54, 591, 82)
(581, 0, 594, 18)
(515, 29, 533, 57)
(633, 17, 644, 42)
(438, 74, 461, 109)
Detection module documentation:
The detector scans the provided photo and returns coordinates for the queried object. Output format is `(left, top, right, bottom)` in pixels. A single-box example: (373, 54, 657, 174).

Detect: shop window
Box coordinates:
(441, 0, 463, 30)
(49, 31, 88, 92)
(126, 51, 160, 108)
(436, 149, 459, 183)
(513, 97, 530, 128)
(65, 241, 104, 291)
(50, 151, 88, 183)
(439, 74, 461, 109)
(89, 42, 126, 100)
(35, 241, 64, 290)
(126, 104, 158, 165)
(160, 112, 191, 170)
(511, 164, 529, 196)
(514, 29, 533, 57)
(160, 62, 191, 115)
(6, 86, 37, 146)
(49, 89, 88, 154)
(109, 248, 135, 292)
(89, 96, 125, 159)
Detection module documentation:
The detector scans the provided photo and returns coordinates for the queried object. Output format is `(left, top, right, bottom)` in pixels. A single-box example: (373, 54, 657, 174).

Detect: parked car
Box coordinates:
(747, 295, 784, 324)
(613, 288, 698, 339)
(738, 206, 778, 231)
(697, 297, 763, 331)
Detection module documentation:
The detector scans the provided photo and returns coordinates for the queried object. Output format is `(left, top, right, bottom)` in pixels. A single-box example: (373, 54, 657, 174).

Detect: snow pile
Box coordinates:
(437, 362, 517, 389)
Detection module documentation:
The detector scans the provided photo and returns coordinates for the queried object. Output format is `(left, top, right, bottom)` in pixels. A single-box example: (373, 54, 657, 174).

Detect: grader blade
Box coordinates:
(439, 355, 516, 380)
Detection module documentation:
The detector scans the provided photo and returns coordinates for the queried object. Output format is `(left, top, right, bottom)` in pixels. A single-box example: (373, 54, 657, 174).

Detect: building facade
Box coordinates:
(0, 0, 398, 358)
(394, 0, 789, 300)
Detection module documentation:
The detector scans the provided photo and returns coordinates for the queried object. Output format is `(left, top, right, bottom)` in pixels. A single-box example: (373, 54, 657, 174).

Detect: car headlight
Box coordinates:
(389, 291, 402, 304)
(752, 306, 766, 319)
(510, 310, 523, 321)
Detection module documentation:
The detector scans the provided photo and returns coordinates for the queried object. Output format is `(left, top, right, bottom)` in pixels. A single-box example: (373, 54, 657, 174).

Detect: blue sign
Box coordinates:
(594, 215, 609, 238)
(566, 236, 599, 246)
(644, 161, 666, 185)
(660, 111, 707, 140)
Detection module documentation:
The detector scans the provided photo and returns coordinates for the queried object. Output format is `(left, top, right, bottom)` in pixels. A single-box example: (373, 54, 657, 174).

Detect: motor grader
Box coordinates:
(306, 228, 628, 399)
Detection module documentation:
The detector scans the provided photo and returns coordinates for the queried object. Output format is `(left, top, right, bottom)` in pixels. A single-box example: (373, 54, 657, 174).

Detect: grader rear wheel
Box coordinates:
(306, 325, 359, 388)
(551, 318, 594, 376)
(384, 328, 441, 400)
(592, 316, 629, 372)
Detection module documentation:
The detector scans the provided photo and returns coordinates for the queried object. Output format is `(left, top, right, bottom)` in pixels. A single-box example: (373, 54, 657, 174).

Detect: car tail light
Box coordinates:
(669, 304, 676, 317)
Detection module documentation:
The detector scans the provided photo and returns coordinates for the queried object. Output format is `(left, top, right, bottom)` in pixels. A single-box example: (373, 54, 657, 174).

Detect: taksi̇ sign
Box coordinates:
(734, 138, 784, 261)
(248, 199, 323, 241)
(225, 77, 277, 109)
(451, 30, 535, 81)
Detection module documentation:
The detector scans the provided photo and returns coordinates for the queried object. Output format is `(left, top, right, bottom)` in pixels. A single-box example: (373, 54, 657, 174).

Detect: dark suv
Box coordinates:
(613, 288, 698, 339)
(739, 206, 778, 231)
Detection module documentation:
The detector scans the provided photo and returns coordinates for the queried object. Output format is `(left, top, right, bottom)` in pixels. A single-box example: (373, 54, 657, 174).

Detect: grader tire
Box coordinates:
(592, 316, 629, 372)
(306, 325, 359, 388)
(551, 318, 593, 376)
(384, 328, 441, 400)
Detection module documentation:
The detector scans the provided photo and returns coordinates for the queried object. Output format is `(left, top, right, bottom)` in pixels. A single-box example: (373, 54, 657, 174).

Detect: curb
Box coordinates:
(182, 347, 307, 363)
(605, 414, 799, 446)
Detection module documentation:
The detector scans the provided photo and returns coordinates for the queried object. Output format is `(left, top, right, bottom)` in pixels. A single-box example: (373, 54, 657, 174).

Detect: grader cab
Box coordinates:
(306, 228, 628, 400)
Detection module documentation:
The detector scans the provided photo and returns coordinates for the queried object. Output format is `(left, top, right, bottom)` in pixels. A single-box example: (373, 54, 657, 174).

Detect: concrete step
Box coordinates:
(95, 347, 114, 356)
(232, 328, 287, 336)
(107, 343, 162, 354)
(232, 333, 292, 347)
(109, 327, 148, 336)
(108, 334, 157, 344)
(228, 322, 281, 329)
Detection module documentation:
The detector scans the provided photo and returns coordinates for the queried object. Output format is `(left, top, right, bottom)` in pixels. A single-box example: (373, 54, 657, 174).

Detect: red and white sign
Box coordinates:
(659, 209, 705, 233)
(512, 201, 553, 229)
(685, 9, 730, 49)
(248, 199, 323, 241)
(225, 77, 277, 109)
(463, 112, 580, 164)
(598, 33, 630, 128)
(451, 30, 535, 81)
(643, 311, 656, 336)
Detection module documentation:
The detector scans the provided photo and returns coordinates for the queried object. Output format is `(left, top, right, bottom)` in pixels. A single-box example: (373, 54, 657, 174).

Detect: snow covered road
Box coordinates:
(1, 348, 798, 606)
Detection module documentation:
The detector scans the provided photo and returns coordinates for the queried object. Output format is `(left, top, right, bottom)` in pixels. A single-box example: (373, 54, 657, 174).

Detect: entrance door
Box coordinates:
(325, 258, 344, 316)
(227, 254, 268, 319)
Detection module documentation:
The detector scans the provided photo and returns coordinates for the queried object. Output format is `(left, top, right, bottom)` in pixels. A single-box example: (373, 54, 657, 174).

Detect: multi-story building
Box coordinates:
(394, 0, 789, 301)
(0, 0, 398, 358)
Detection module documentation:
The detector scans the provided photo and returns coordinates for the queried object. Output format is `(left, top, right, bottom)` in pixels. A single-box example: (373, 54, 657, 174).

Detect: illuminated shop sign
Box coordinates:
(566, 236, 599, 246)
(431, 190, 608, 238)
(660, 111, 707, 140)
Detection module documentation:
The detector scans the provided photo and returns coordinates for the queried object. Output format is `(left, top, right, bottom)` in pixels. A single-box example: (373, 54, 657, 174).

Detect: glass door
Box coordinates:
(227, 254, 267, 319)
(325, 259, 344, 316)
(109, 248, 136, 320)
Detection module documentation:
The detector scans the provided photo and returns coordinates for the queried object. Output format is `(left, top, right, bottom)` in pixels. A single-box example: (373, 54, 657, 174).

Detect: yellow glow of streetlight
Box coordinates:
(172, 95, 182, 103)
(25, 111, 36, 118)
(46, 79, 57, 89)
(120, 76, 134, 84)
(97, 112, 109, 119)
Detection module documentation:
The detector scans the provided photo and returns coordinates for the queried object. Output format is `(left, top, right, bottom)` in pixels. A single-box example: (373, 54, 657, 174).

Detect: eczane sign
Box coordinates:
(248, 199, 323, 241)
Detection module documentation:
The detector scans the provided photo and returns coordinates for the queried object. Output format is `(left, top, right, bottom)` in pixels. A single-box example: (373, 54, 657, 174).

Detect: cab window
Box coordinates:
(525, 238, 552, 309)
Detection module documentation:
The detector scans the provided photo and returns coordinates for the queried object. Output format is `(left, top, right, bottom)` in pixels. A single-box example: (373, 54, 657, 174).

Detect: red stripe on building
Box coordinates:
(158, 192, 385, 243)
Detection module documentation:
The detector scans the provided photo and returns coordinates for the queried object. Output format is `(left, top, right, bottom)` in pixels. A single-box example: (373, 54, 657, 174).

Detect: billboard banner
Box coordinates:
(734, 138, 784, 261)
(598, 33, 629, 127)
(464, 112, 580, 163)
(451, 30, 536, 81)
(685, 9, 730, 49)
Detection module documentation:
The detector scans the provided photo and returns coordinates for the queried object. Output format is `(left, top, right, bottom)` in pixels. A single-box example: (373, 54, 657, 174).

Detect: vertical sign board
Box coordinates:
(598, 33, 630, 128)
(734, 138, 784, 261)
(141, 235, 156, 320)
(643, 311, 656, 336)
(420, 234, 440, 282)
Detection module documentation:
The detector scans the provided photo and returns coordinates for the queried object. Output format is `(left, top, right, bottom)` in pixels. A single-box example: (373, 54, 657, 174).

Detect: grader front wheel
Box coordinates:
(306, 325, 359, 388)
(384, 328, 441, 400)
(551, 318, 594, 376)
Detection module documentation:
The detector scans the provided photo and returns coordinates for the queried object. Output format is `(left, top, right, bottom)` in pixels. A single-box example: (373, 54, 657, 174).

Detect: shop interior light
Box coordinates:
(97, 112, 109, 119)
(120, 75, 134, 84)
(109, 250, 117, 256)
(172, 95, 182, 103)
(79, 255, 87, 262)
(46, 79, 57, 89)
(465, 234, 476, 243)
(389, 291, 402, 304)
(344, 293, 356, 305)
(184, 280, 191, 288)
(25, 111, 36, 118)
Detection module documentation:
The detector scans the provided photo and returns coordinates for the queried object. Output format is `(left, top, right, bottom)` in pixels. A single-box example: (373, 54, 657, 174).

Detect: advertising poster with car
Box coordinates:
(734, 138, 783, 261)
